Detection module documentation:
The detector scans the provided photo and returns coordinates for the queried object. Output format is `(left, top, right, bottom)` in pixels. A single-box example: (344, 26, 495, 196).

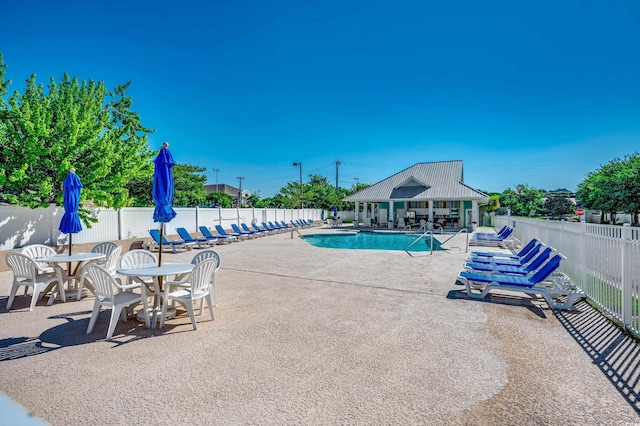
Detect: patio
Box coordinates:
(0, 227, 638, 424)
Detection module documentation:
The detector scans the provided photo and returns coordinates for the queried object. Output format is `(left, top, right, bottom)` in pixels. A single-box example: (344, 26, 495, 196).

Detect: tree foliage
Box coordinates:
(577, 153, 640, 225)
(206, 191, 233, 208)
(543, 195, 575, 217)
(499, 184, 544, 217)
(0, 55, 153, 223)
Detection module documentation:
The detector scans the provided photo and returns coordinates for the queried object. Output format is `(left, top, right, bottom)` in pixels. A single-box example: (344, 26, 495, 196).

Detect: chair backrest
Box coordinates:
(262, 222, 273, 230)
(519, 243, 543, 264)
(119, 249, 157, 270)
(269, 221, 279, 230)
(21, 244, 57, 270)
(91, 242, 121, 269)
(6, 252, 37, 281)
(84, 263, 116, 300)
(522, 247, 553, 272)
(199, 226, 215, 239)
(176, 227, 195, 242)
(280, 221, 289, 228)
(191, 250, 221, 271)
(214, 225, 228, 236)
(516, 239, 539, 257)
(529, 254, 562, 284)
(189, 259, 219, 294)
(231, 224, 244, 234)
(149, 229, 162, 244)
(241, 223, 253, 233)
(252, 223, 265, 232)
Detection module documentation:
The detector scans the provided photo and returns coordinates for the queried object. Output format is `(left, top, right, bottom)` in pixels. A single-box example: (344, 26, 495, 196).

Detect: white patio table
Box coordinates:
(38, 252, 106, 304)
(115, 262, 195, 329)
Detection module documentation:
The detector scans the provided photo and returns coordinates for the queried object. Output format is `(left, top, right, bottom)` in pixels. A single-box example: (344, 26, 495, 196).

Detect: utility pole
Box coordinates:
(213, 168, 219, 192)
(292, 162, 303, 208)
(237, 176, 244, 207)
(335, 160, 340, 195)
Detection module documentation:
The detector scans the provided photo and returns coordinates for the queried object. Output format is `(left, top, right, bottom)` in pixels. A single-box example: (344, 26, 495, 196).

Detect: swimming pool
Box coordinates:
(302, 231, 442, 252)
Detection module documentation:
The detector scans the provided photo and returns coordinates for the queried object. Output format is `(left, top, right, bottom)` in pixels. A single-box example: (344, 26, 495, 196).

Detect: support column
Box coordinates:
(354, 202, 359, 228)
(472, 200, 479, 230)
(388, 201, 394, 229)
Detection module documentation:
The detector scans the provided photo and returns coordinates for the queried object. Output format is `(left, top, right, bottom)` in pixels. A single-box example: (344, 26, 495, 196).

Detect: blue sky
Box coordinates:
(2, 0, 639, 197)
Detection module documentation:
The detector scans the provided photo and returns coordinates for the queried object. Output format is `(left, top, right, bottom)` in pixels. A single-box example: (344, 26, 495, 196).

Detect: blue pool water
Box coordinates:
(302, 232, 442, 252)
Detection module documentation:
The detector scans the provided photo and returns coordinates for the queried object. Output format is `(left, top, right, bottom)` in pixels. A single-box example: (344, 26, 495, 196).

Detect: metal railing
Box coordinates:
(405, 228, 470, 257)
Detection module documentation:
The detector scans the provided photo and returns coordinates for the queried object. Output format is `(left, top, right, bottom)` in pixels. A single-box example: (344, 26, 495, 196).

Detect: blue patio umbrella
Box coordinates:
(152, 142, 177, 265)
(59, 168, 83, 255)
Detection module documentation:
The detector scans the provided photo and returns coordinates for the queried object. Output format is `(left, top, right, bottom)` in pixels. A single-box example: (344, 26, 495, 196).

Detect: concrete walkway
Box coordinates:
(0, 227, 638, 424)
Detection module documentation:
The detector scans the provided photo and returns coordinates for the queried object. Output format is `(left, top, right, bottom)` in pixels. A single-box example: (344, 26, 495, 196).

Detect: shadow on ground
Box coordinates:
(554, 300, 640, 415)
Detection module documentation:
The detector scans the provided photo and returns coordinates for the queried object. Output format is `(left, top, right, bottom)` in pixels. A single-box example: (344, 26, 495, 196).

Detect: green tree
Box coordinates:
(0, 58, 153, 223)
(543, 195, 575, 217)
(246, 193, 260, 207)
(173, 164, 207, 207)
(206, 191, 233, 208)
(500, 184, 544, 217)
(577, 153, 640, 225)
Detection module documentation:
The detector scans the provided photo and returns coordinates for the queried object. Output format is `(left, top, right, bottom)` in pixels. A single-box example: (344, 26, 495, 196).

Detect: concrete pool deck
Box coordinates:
(0, 226, 638, 424)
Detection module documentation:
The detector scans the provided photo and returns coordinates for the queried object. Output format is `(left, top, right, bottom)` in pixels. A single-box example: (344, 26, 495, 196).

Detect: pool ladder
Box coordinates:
(405, 228, 470, 257)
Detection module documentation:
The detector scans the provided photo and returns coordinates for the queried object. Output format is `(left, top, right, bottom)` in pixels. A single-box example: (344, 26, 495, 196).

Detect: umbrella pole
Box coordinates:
(68, 233, 72, 255)
(158, 223, 164, 266)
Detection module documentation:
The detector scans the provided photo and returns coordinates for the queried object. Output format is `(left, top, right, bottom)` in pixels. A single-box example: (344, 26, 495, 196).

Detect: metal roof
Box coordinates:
(343, 161, 489, 203)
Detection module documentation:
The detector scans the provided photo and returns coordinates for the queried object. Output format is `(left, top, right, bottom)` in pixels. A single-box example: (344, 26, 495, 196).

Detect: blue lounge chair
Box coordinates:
(279, 221, 293, 230)
(456, 255, 586, 309)
(471, 238, 539, 259)
(148, 229, 195, 253)
(262, 222, 282, 233)
(466, 242, 544, 266)
(269, 221, 287, 232)
(475, 226, 510, 238)
(199, 226, 236, 243)
(215, 225, 245, 240)
(176, 227, 216, 248)
(464, 247, 555, 276)
(252, 223, 272, 234)
(475, 227, 513, 241)
(231, 223, 255, 238)
(243, 223, 267, 236)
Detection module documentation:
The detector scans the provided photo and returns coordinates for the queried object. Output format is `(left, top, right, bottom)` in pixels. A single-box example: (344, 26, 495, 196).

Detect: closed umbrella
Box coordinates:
(59, 168, 83, 255)
(333, 206, 337, 217)
(152, 142, 177, 266)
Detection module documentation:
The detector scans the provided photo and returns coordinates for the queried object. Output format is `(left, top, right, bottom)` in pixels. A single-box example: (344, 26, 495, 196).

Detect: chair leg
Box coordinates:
(206, 293, 215, 320)
(30, 283, 44, 311)
(86, 302, 102, 334)
(106, 305, 124, 340)
(184, 300, 198, 330)
(6, 283, 20, 310)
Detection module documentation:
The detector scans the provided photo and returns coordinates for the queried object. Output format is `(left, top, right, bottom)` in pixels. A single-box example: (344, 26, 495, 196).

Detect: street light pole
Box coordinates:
(213, 168, 219, 192)
(292, 162, 303, 209)
(237, 176, 244, 207)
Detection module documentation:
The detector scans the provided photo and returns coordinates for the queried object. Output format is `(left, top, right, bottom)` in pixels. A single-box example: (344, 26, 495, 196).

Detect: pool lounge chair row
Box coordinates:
(469, 226, 515, 248)
(456, 238, 586, 310)
(145, 220, 317, 251)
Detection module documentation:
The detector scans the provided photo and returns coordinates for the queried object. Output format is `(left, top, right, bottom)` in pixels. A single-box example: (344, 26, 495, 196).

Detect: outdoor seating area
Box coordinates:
(469, 225, 515, 247)
(4, 242, 221, 340)
(456, 236, 586, 309)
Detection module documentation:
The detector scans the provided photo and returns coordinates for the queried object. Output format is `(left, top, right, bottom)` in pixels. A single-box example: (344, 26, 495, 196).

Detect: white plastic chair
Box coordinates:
(21, 244, 58, 276)
(5, 252, 65, 311)
(167, 250, 221, 307)
(160, 259, 217, 330)
(77, 243, 122, 300)
(117, 249, 158, 327)
(85, 263, 149, 340)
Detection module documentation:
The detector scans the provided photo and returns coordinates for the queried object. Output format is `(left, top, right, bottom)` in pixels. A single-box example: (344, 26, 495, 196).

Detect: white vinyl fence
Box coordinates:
(0, 205, 322, 251)
(494, 215, 640, 338)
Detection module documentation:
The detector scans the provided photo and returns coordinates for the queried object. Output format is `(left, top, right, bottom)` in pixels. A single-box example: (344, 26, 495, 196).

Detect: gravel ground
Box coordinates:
(0, 226, 638, 425)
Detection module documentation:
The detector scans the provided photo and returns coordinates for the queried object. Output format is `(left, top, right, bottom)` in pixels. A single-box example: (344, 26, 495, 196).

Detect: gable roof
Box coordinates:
(343, 161, 488, 202)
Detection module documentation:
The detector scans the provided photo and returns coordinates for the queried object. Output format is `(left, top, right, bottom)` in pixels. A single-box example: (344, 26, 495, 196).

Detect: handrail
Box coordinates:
(290, 228, 303, 239)
(405, 230, 435, 257)
(404, 228, 470, 256)
(438, 228, 470, 253)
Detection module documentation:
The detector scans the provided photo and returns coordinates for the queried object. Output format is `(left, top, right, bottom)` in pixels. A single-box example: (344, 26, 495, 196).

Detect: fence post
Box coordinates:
(580, 221, 588, 292)
(622, 223, 632, 329)
(118, 208, 124, 240)
(195, 206, 200, 231)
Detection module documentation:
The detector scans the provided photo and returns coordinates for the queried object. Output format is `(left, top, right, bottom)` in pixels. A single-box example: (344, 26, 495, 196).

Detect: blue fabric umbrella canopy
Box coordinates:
(59, 169, 83, 254)
(152, 142, 177, 265)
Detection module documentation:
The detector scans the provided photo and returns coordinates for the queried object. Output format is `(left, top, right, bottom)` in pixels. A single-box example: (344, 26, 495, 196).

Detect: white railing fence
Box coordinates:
(494, 216, 640, 338)
(0, 205, 323, 251)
